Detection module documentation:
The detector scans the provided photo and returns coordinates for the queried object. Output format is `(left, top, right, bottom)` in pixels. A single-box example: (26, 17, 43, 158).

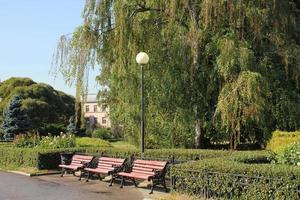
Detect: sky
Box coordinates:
(0, 0, 99, 96)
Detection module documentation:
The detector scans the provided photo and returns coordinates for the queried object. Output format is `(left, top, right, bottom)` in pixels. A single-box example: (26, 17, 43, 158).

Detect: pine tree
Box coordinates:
(2, 96, 30, 138)
(67, 116, 78, 135)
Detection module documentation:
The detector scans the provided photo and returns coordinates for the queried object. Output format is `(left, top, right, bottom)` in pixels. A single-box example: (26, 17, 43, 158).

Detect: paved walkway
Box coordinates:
(0, 171, 144, 200)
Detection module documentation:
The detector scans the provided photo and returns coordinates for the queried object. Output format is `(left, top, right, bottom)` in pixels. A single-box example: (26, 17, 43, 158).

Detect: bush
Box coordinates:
(143, 149, 232, 161)
(0, 147, 234, 170)
(171, 151, 300, 200)
(275, 142, 300, 165)
(92, 128, 114, 140)
(38, 123, 67, 136)
(76, 137, 111, 148)
(266, 130, 300, 153)
(38, 134, 76, 149)
(14, 134, 40, 148)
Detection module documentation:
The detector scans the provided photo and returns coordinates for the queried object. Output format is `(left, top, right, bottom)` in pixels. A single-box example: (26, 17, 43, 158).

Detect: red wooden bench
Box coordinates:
(117, 159, 168, 194)
(83, 156, 126, 186)
(59, 154, 94, 179)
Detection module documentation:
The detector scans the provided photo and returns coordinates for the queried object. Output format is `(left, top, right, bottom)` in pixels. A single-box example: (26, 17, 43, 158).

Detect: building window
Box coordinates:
(94, 117, 98, 125)
(101, 104, 107, 112)
(85, 105, 89, 112)
(102, 117, 107, 124)
(94, 105, 97, 112)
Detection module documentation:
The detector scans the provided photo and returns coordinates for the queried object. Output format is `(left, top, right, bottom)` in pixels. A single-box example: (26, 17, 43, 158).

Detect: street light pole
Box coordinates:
(136, 52, 149, 155)
(140, 64, 145, 154)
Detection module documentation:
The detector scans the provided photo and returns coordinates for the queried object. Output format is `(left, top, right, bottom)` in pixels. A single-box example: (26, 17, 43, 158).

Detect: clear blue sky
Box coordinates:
(0, 0, 99, 96)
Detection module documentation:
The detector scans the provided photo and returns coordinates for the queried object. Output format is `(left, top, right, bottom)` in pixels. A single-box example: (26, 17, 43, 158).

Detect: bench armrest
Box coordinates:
(81, 161, 92, 168)
(153, 169, 164, 177)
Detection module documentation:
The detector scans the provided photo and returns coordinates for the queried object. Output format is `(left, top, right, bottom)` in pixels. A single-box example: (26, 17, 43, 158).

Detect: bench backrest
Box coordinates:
(97, 157, 126, 170)
(70, 155, 94, 167)
(132, 159, 168, 175)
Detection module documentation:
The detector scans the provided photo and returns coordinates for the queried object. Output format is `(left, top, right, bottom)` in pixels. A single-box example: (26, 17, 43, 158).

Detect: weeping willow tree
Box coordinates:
(52, 0, 300, 149)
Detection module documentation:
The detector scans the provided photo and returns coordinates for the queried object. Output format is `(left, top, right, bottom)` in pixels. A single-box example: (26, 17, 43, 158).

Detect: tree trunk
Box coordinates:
(194, 118, 201, 148)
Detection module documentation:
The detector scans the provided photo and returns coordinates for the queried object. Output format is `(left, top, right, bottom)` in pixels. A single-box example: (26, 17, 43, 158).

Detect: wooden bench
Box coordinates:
(117, 159, 168, 194)
(83, 156, 126, 185)
(59, 154, 94, 179)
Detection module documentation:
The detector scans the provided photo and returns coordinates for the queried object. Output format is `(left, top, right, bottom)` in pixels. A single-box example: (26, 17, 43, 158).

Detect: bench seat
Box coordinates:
(59, 154, 94, 179)
(118, 172, 155, 180)
(83, 157, 126, 185)
(58, 164, 82, 170)
(117, 159, 168, 194)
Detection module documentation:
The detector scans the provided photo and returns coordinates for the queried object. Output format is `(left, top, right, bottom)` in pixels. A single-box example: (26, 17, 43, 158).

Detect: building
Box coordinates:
(83, 94, 111, 128)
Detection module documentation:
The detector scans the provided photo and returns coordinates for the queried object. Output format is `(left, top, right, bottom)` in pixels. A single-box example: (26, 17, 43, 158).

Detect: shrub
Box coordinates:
(266, 130, 300, 153)
(275, 142, 300, 165)
(92, 128, 113, 140)
(14, 134, 40, 148)
(38, 134, 76, 149)
(76, 137, 111, 148)
(171, 152, 300, 200)
(143, 149, 232, 161)
(38, 123, 67, 136)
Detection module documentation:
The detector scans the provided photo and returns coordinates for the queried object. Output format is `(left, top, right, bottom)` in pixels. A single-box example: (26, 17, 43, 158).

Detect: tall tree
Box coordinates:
(0, 77, 75, 134)
(2, 96, 30, 138)
(53, 0, 300, 149)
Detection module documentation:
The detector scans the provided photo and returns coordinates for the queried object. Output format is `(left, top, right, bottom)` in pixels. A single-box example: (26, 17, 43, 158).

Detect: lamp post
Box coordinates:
(136, 52, 149, 154)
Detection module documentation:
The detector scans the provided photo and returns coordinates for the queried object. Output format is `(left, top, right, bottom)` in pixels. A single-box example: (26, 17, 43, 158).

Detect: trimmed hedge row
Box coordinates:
(0, 147, 232, 169)
(266, 130, 300, 153)
(171, 151, 300, 200)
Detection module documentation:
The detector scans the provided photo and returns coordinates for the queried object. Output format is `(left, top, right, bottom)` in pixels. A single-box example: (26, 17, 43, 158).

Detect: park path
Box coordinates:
(0, 171, 143, 200)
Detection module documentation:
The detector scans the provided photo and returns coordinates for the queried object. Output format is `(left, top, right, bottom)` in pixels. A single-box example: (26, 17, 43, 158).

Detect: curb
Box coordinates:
(1, 169, 61, 177)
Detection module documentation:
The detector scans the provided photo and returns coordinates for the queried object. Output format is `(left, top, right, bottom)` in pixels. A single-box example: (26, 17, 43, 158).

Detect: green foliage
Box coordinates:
(0, 78, 75, 133)
(37, 123, 66, 136)
(67, 116, 79, 135)
(275, 142, 300, 165)
(38, 134, 76, 149)
(2, 96, 30, 137)
(14, 134, 40, 148)
(0, 146, 234, 170)
(171, 152, 300, 199)
(92, 128, 113, 140)
(53, 0, 300, 149)
(75, 137, 111, 148)
(266, 130, 300, 153)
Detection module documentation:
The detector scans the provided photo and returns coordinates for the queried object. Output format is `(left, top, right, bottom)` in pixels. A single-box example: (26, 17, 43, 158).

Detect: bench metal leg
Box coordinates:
(120, 177, 125, 188)
(149, 180, 154, 194)
(162, 178, 168, 192)
(98, 174, 103, 181)
(109, 175, 114, 187)
(86, 172, 91, 182)
(132, 179, 138, 187)
(78, 171, 82, 181)
(60, 169, 65, 177)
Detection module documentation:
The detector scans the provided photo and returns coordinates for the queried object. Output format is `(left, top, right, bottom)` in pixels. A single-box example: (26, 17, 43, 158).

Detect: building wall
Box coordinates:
(83, 102, 111, 128)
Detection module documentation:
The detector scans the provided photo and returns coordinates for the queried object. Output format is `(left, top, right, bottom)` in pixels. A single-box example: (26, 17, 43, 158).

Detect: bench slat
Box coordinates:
(134, 159, 167, 167)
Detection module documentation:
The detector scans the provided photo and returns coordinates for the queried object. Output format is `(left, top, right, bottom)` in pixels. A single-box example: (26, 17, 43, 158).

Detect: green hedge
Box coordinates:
(266, 130, 300, 153)
(171, 151, 300, 200)
(0, 147, 233, 169)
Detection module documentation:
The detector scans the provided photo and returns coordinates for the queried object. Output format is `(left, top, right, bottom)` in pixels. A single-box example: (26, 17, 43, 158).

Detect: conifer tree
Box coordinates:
(2, 96, 30, 138)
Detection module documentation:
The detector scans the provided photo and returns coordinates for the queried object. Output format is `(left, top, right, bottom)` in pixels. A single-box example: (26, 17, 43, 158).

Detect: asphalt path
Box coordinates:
(0, 171, 143, 200)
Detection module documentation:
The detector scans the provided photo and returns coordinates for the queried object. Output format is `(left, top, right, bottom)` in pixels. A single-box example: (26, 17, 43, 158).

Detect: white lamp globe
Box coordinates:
(136, 52, 149, 65)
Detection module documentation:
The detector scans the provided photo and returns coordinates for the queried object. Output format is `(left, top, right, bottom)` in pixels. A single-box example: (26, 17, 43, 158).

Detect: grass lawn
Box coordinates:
(76, 137, 111, 148)
(111, 141, 137, 150)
